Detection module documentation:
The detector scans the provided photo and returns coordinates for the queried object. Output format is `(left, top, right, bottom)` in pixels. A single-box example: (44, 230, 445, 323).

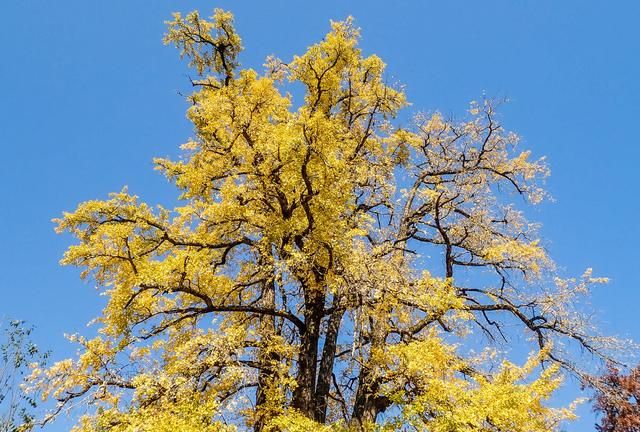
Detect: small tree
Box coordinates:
(1, 321, 47, 432)
(593, 365, 640, 432)
(32, 8, 622, 431)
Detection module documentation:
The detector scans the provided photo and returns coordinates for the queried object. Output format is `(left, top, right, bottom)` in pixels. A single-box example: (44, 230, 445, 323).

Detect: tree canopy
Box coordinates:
(31, 9, 621, 432)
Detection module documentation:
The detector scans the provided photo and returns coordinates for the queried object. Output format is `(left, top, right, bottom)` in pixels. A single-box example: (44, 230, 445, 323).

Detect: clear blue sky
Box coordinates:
(1, 1, 638, 430)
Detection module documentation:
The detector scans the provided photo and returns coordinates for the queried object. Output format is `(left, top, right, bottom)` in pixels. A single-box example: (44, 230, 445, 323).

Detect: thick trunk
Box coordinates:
(314, 300, 344, 422)
(351, 369, 390, 429)
(351, 370, 378, 428)
(291, 288, 324, 416)
(254, 278, 279, 432)
(350, 316, 389, 430)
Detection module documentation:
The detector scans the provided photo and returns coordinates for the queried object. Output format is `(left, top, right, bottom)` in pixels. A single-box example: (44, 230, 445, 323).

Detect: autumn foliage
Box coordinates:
(28, 8, 620, 432)
(594, 365, 640, 432)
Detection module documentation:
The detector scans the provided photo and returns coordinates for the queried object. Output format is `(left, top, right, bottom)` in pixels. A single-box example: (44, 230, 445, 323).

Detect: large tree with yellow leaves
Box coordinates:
(32, 9, 621, 432)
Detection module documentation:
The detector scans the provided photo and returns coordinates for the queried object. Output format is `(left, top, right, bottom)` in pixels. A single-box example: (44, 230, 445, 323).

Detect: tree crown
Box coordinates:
(31, 9, 620, 432)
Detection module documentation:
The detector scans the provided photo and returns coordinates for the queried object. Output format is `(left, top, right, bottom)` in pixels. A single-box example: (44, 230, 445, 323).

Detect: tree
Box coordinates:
(1, 320, 47, 432)
(593, 365, 640, 432)
(32, 9, 620, 431)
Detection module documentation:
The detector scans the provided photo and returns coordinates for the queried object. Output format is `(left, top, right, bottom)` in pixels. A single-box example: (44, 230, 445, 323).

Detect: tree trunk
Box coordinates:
(314, 299, 344, 422)
(254, 276, 279, 432)
(350, 315, 389, 429)
(291, 287, 324, 417)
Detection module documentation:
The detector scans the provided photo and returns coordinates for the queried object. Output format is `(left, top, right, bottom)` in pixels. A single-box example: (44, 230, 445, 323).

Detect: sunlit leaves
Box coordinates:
(31, 8, 618, 432)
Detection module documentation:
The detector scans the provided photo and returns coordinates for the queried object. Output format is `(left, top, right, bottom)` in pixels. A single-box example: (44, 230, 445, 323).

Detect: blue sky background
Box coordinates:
(1, 1, 638, 430)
